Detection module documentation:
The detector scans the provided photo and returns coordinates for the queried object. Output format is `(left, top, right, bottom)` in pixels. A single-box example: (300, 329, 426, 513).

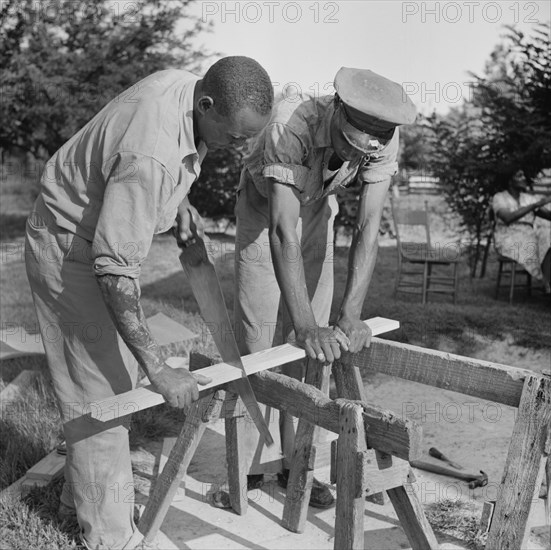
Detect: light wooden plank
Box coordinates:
(0, 476, 25, 503)
(0, 329, 44, 360)
(90, 318, 399, 422)
(0, 370, 38, 402)
(25, 450, 65, 481)
(147, 312, 196, 345)
(0, 313, 194, 361)
(486, 375, 551, 550)
(357, 337, 532, 407)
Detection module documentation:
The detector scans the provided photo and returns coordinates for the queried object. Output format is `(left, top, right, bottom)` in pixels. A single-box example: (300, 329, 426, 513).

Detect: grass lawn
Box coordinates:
(1, 176, 550, 549)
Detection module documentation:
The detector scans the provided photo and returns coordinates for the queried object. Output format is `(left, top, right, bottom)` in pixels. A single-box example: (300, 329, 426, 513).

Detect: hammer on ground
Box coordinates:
(410, 458, 488, 488)
(429, 446, 464, 470)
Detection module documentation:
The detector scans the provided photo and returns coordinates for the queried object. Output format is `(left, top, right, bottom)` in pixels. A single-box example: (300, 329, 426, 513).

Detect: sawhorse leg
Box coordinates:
(225, 395, 251, 515)
(333, 358, 438, 550)
(139, 354, 245, 543)
(282, 358, 331, 532)
(334, 401, 369, 549)
(138, 392, 219, 544)
(486, 374, 551, 549)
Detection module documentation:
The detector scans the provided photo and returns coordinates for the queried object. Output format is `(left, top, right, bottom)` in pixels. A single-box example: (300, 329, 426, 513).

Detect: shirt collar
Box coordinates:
(179, 75, 205, 161)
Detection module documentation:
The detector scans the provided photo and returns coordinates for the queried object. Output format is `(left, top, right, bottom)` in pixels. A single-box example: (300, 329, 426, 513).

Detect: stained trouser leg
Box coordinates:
(25, 199, 139, 549)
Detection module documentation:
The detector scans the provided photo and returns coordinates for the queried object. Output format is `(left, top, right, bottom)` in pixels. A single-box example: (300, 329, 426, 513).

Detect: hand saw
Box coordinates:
(178, 213, 274, 446)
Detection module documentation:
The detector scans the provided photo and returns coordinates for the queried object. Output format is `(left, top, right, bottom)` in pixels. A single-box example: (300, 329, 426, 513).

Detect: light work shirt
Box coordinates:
(241, 94, 398, 205)
(39, 69, 206, 278)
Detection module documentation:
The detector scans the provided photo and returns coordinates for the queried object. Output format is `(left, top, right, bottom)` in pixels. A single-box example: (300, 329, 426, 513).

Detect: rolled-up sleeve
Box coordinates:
(262, 123, 310, 191)
(92, 152, 173, 278)
(358, 128, 399, 184)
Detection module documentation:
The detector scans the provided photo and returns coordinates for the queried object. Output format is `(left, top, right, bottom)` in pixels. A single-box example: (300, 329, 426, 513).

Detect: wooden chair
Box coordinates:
(483, 210, 532, 304)
(494, 255, 532, 304)
(391, 199, 460, 304)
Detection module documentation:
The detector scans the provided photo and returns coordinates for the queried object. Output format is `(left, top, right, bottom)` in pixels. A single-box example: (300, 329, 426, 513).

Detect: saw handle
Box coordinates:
(175, 207, 204, 249)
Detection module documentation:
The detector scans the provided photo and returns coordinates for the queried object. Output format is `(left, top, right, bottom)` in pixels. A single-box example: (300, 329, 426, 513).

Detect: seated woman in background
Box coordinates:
(492, 170, 551, 294)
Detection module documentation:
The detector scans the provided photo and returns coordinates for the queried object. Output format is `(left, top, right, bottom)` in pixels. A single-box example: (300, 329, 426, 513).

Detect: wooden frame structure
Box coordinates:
(92, 323, 550, 550)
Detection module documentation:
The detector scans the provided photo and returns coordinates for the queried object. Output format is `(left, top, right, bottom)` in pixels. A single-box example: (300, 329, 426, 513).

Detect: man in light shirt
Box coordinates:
(25, 56, 273, 549)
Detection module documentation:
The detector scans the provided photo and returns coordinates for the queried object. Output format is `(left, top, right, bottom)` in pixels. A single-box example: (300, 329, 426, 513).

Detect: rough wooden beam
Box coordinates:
(486, 375, 551, 549)
(90, 318, 399, 423)
(249, 370, 420, 462)
(282, 359, 332, 533)
(139, 395, 215, 544)
(334, 402, 366, 550)
(357, 338, 531, 407)
(386, 479, 439, 550)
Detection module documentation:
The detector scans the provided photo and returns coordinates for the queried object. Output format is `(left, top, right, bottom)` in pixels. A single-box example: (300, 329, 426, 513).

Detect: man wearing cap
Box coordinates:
(232, 67, 416, 507)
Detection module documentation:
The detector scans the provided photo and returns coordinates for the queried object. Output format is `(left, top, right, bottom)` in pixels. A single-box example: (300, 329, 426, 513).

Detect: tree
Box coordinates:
(0, 0, 211, 159)
(398, 120, 434, 174)
(427, 105, 498, 274)
(469, 24, 551, 179)
(426, 23, 551, 275)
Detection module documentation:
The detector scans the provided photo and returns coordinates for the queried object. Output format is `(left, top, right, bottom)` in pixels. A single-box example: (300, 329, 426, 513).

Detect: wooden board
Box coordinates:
(0, 370, 38, 402)
(357, 337, 532, 407)
(25, 450, 65, 481)
(90, 318, 399, 422)
(147, 312, 196, 345)
(334, 401, 366, 549)
(0, 476, 25, 503)
(248, 370, 420, 462)
(282, 359, 331, 533)
(0, 313, 194, 361)
(0, 329, 44, 360)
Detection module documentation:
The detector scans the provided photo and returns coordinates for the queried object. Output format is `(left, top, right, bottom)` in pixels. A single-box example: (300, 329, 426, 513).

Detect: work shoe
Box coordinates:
(277, 468, 335, 509)
(246, 474, 264, 491)
(210, 476, 264, 510)
(58, 502, 145, 524)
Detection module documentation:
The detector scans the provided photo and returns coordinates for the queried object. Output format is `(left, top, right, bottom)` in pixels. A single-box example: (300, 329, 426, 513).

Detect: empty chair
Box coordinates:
(391, 199, 460, 304)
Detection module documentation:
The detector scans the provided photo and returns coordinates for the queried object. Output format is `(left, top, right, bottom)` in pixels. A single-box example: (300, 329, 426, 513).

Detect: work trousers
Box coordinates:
(24, 196, 140, 549)
(233, 174, 337, 473)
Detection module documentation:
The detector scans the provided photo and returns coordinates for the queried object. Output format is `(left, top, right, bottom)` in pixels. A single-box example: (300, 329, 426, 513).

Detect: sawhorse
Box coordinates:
(137, 351, 438, 549)
(281, 355, 438, 549)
